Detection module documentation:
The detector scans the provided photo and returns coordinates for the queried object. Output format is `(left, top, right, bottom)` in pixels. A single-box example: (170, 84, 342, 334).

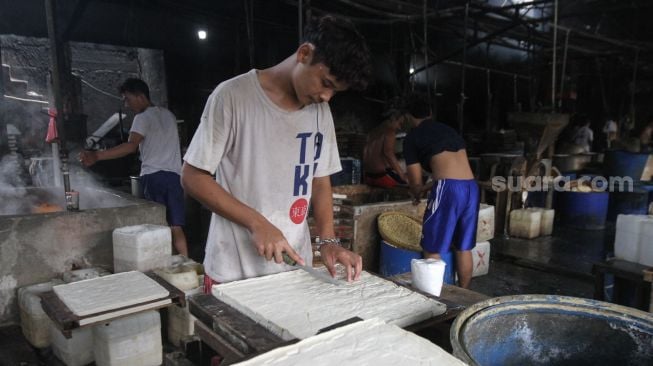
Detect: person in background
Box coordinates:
(403, 94, 478, 289)
(362, 109, 408, 188)
(79, 78, 188, 256)
(603, 118, 618, 149)
(572, 118, 594, 153)
(181, 15, 371, 293)
(640, 117, 653, 153)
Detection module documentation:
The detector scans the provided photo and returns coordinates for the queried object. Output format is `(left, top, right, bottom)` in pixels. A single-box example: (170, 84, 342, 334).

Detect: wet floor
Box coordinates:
(469, 224, 616, 299)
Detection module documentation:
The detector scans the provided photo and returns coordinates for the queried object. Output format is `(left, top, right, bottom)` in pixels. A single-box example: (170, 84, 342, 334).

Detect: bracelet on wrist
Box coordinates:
(315, 237, 341, 250)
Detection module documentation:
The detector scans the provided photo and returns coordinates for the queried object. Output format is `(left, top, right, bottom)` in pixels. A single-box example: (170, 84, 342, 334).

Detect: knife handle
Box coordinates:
(282, 252, 297, 266)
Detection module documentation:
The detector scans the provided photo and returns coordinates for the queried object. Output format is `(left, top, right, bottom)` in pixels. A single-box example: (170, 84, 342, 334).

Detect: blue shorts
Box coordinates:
(421, 179, 479, 254)
(141, 171, 185, 226)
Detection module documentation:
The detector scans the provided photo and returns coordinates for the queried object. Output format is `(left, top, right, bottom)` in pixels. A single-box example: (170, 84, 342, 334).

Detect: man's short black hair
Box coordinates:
(119, 78, 150, 100)
(302, 15, 372, 91)
(406, 94, 431, 119)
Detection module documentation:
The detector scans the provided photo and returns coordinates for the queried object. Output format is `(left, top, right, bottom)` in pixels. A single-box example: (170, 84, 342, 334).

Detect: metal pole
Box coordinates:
(630, 49, 639, 127)
(423, 0, 430, 102)
(298, 0, 303, 43)
(551, 0, 558, 110)
(458, 1, 470, 134)
(558, 28, 570, 109)
(45, 0, 72, 197)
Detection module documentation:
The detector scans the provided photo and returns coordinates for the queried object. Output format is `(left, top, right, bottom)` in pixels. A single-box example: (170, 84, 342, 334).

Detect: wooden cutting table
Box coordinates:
(189, 272, 489, 365)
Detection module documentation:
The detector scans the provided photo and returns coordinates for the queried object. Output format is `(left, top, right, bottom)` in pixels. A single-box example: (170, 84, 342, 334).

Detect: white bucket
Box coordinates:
(411, 258, 446, 297)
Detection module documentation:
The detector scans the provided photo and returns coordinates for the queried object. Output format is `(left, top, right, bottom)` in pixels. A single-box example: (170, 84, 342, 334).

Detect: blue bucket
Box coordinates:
(554, 191, 609, 230)
(607, 189, 649, 221)
(604, 150, 651, 180)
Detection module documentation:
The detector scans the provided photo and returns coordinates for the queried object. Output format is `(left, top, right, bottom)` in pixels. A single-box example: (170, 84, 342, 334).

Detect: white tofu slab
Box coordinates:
(233, 318, 467, 366)
(53, 271, 169, 316)
(213, 268, 447, 341)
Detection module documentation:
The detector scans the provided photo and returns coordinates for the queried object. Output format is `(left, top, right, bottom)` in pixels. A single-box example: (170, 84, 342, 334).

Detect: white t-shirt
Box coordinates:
(184, 70, 342, 283)
(130, 106, 182, 176)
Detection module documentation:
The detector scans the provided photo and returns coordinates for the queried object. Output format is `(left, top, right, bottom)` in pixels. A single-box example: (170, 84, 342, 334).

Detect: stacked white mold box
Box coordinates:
(509, 209, 542, 239)
(471, 204, 494, 277)
(156, 256, 204, 346)
(113, 224, 172, 272)
(50, 325, 94, 366)
(476, 204, 495, 242)
(167, 288, 201, 347)
(615, 215, 653, 266)
(18, 280, 62, 348)
(93, 310, 162, 366)
(471, 241, 491, 277)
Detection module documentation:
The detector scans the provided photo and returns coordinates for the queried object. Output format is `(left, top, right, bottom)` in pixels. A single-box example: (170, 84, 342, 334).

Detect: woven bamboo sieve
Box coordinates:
(377, 211, 423, 252)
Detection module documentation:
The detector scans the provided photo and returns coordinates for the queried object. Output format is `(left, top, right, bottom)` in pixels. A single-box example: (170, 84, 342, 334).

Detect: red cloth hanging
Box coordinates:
(45, 108, 58, 143)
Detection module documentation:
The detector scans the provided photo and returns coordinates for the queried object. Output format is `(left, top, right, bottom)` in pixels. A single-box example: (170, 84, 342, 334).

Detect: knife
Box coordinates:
(282, 253, 343, 285)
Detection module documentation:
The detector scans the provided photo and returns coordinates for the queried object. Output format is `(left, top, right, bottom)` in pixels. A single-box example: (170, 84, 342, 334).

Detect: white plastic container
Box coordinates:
(112, 224, 172, 272)
(476, 204, 495, 242)
(155, 265, 199, 291)
(527, 208, 555, 236)
(18, 280, 62, 348)
(639, 219, 653, 267)
(509, 209, 542, 239)
(614, 215, 650, 263)
(63, 267, 111, 283)
(167, 303, 197, 347)
(471, 241, 491, 277)
(411, 258, 446, 297)
(50, 324, 94, 366)
(93, 310, 162, 366)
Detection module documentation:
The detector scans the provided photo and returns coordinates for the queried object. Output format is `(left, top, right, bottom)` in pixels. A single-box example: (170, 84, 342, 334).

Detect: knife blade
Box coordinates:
(282, 253, 343, 285)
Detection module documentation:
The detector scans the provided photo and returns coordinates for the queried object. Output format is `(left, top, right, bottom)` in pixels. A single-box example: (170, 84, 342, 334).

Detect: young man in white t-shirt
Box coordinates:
(79, 78, 188, 256)
(181, 16, 372, 289)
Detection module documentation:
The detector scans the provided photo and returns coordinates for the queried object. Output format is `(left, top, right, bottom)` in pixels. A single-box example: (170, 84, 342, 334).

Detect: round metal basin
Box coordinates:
(451, 295, 653, 366)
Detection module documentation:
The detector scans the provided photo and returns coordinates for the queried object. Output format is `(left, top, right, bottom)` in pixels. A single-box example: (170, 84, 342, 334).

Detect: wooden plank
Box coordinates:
(194, 319, 246, 365)
(189, 294, 288, 355)
(41, 271, 185, 337)
(388, 272, 490, 328)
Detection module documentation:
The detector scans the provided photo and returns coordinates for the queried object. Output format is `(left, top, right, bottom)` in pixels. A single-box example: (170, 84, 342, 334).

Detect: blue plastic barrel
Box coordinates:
(635, 181, 653, 207)
(379, 240, 421, 277)
(554, 191, 609, 230)
(440, 250, 456, 285)
(451, 295, 653, 366)
(604, 150, 651, 180)
(607, 189, 649, 221)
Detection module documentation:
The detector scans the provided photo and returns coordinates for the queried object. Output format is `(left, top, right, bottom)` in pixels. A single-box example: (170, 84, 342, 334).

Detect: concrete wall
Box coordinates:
(0, 187, 166, 325)
(0, 34, 167, 151)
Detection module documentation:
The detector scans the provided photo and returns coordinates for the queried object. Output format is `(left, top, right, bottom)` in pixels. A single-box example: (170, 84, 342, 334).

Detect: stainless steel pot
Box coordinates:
(130, 176, 144, 198)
